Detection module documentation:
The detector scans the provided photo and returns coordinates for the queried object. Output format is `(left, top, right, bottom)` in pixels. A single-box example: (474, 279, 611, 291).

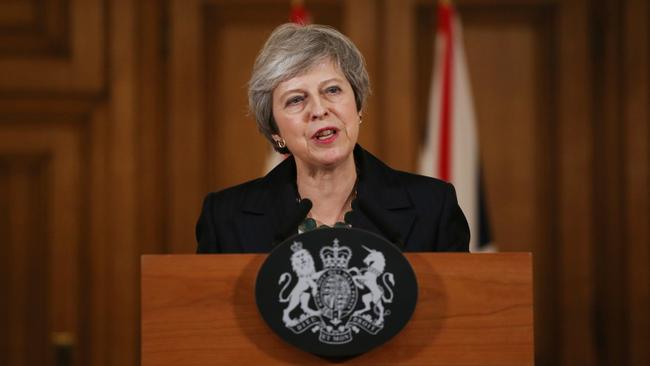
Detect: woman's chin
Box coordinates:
(299, 147, 354, 170)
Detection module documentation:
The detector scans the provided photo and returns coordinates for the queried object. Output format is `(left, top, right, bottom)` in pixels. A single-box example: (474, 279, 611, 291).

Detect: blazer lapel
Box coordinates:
(237, 156, 301, 251)
(352, 146, 416, 248)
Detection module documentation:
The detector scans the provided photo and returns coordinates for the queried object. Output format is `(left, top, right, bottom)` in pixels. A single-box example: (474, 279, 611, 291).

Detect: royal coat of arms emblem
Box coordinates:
(278, 239, 395, 344)
(256, 227, 417, 357)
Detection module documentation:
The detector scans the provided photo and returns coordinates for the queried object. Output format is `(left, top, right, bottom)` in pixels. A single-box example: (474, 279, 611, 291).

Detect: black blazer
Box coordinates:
(196, 145, 469, 253)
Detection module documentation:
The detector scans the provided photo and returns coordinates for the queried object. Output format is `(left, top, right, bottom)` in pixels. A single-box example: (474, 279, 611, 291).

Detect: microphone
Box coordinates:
(273, 198, 312, 244)
(356, 197, 403, 247)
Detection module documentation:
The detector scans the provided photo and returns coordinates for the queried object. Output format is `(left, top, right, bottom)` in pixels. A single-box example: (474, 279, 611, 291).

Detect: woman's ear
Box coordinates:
(272, 134, 286, 149)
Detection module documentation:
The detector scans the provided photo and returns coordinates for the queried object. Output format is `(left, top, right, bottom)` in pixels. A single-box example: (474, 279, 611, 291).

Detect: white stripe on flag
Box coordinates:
(419, 3, 492, 252)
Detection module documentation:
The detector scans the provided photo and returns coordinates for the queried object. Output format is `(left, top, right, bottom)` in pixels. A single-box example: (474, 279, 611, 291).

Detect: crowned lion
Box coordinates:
(278, 242, 322, 326)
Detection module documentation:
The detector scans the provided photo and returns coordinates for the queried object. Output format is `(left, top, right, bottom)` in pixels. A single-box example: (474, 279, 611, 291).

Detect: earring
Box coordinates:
(276, 138, 286, 149)
(359, 115, 363, 125)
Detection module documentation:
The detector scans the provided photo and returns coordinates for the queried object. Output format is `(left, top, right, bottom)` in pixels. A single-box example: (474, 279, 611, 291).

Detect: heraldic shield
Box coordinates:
(255, 228, 418, 357)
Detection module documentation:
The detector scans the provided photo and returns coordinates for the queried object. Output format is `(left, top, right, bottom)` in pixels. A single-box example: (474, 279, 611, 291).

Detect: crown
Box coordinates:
(290, 241, 303, 252)
(319, 239, 352, 269)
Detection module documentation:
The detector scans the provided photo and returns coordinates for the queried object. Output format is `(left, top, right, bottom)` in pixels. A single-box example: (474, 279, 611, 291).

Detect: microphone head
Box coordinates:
(298, 198, 312, 212)
(273, 198, 313, 244)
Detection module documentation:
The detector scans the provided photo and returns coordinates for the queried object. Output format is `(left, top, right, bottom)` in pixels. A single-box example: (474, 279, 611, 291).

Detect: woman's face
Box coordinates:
(271, 59, 359, 170)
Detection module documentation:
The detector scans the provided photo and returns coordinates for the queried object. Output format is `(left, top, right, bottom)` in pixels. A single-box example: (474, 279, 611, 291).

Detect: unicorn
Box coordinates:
(351, 246, 395, 324)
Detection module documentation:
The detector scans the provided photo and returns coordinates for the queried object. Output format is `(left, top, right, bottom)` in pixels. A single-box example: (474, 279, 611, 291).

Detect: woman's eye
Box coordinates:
(286, 95, 304, 106)
(325, 86, 341, 94)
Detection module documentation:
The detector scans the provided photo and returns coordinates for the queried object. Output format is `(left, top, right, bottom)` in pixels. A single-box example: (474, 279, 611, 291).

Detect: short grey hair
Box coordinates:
(248, 23, 370, 153)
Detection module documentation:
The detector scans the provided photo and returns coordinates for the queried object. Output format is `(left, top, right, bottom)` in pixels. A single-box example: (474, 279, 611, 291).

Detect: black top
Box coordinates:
(196, 145, 470, 253)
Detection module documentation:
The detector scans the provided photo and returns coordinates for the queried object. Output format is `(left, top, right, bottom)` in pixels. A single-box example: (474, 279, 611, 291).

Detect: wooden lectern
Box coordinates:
(142, 253, 533, 365)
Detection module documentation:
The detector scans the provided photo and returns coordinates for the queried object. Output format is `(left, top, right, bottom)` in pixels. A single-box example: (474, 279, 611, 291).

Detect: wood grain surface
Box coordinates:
(142, 253, 533, 365)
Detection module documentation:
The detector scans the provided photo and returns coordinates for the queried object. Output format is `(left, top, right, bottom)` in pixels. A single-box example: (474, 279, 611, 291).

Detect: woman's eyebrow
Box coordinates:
(319, 77, 344, 87)
(277, 88, 305, 100)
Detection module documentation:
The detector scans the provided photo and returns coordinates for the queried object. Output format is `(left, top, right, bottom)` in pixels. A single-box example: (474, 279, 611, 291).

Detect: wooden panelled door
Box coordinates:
(0, 0, 109, 365)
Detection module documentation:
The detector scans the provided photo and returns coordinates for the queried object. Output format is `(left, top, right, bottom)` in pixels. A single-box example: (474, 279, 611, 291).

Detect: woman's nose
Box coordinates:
(310, 97, 328, 120)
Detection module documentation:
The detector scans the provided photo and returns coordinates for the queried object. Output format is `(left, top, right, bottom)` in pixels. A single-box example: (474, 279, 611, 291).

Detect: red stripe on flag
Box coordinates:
(437, 3, 453, 181)
(290, 0, 311, 25)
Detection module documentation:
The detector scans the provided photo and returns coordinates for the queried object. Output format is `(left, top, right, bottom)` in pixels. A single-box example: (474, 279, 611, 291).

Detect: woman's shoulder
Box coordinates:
(201, 176, 266, 214)
(201, 156, 296, 218)
(392, 168, 451, 187)
(389, 170, 458, 213)
(393, 170, 453, 194)
(359, 146, 453, 195)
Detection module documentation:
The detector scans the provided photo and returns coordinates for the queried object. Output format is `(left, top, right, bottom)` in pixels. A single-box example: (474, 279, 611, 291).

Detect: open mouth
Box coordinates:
(312, 128, 338, 141)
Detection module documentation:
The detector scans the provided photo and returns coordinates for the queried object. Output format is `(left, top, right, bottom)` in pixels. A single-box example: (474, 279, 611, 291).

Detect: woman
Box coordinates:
(197, 23, 469, 253)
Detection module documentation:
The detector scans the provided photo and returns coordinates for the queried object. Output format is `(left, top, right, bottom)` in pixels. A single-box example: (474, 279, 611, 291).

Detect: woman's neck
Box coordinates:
(296, 156, 357, 226)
